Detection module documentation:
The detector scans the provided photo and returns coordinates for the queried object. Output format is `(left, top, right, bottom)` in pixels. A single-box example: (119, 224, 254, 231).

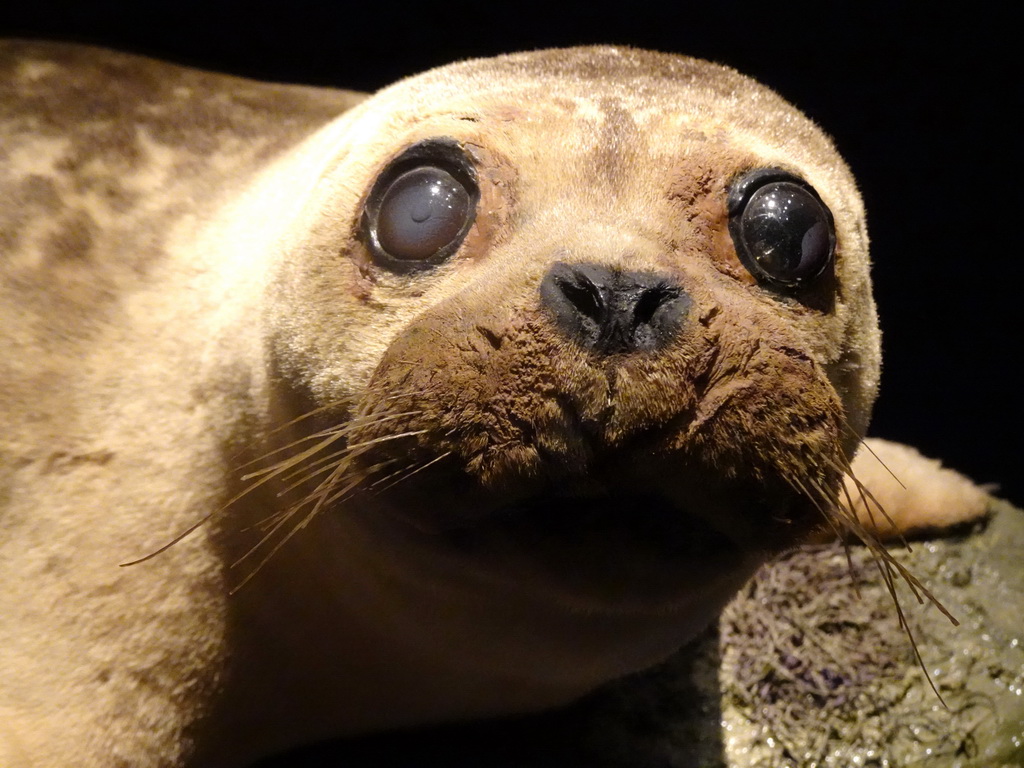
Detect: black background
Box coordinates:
(3, 3, 1019, 504)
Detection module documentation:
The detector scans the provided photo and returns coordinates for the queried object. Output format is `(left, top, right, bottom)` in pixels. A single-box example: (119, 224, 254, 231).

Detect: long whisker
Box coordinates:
(371, 450, 454, 494)
(119, 514, 216, 566)
(276, 447, 356, 491)
(827, 453, 911, 552)
(343, 429, 428, 451)
(240, 432, 349, 483)
(236, 410, 423, 477)
(785, 438, 959, 709)
(840, 425, 907, 490)
(796, 474, 859, 596)
(120, 402, 426, 566)
(119, 431, 348, 567)
(229, 459, 372, 594)
(230, 444, 370, 572)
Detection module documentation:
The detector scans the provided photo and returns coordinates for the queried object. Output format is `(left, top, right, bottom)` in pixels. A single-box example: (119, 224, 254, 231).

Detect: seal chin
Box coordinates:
(444, 492, 750, 602)
(354, 468, 806, 612)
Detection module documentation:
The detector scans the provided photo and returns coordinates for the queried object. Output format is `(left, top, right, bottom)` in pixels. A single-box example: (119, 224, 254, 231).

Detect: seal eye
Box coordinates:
(377, 167, 471, 260)
(362, 139, 479, 271)
(728, 168, 835, 288)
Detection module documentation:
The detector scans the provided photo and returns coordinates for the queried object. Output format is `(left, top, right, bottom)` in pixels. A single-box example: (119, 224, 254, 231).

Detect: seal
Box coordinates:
(0, 41, 988, 767)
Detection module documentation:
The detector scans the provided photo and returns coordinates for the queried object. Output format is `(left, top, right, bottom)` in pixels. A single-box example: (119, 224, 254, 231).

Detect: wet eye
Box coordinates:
(377, 167, 471, 260)
(362, 139, 478, 271)
(728, 168, 835, 288)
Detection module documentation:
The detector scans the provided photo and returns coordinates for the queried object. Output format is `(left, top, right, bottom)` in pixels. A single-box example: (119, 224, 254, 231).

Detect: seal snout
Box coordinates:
(540, 262, 691, 354)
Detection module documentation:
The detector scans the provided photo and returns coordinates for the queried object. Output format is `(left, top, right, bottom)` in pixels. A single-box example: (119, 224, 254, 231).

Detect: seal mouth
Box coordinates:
(408, 488, 779, 607)
(461, 492, 735, 559)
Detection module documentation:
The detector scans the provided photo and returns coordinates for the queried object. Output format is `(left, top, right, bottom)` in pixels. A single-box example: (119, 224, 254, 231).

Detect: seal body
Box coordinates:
(0, 41, 979, 768)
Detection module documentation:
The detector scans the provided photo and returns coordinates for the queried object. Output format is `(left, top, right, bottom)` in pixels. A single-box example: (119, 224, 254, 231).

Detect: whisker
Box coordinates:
(240, 432, 347, 482)
(121, 435, 350, 566)
(229, 454, 380, 595)
(797, 474, 860, 595)
(827, 453, 910, 552)
(368, 462, 421, 490)
(786, 439, 959, 709)
(344, 429, 428, 451)
(119, 514, 215, 567)
(852, 433, 908, 490)
(276, 447, 356, 492)
(250, 507, 292, 534)
(371, 451, 454, 494)
(259, 394, 423, 438)
(318, 473, 373, 513)
(121, 406, 422, 566)
(874, 555, 949, 708)
(230, 446, 374, 579)
(823, 492, 956, 624)
(277, 455, 401, 499)
(261, 400, 349, 436)
(236, 410, 423, 477)
(233, 501, 304, 568)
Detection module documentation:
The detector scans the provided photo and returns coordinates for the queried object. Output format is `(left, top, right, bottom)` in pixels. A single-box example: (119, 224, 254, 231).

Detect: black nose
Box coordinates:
(540, 262, 691, 354)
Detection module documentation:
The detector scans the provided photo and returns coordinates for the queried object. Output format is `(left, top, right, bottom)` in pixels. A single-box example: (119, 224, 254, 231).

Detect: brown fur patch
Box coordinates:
(43, 209, 96, 263)
(592, 98, 641, 187)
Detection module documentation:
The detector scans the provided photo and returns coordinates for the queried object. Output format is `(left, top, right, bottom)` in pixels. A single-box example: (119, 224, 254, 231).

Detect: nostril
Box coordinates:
(554, 273, 604, 324)
(633, 285, 679, 326)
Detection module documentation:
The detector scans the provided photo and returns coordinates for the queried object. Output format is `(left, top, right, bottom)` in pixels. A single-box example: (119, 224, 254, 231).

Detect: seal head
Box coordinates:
(233, 45, 879, 734)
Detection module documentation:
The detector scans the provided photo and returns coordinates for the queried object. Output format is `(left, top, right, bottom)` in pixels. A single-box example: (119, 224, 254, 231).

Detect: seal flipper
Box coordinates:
(843, 437, 990, 538)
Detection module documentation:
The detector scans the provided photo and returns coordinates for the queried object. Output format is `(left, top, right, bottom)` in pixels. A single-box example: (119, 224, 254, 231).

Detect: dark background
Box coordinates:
(3, 3, 1019, 504)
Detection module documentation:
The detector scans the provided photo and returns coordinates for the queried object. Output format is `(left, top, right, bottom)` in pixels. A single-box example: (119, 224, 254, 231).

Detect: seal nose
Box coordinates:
(540, 262, 691, 354)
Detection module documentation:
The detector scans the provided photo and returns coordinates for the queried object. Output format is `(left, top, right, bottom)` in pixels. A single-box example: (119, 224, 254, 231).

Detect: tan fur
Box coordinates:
(0, 42, 985, 767)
